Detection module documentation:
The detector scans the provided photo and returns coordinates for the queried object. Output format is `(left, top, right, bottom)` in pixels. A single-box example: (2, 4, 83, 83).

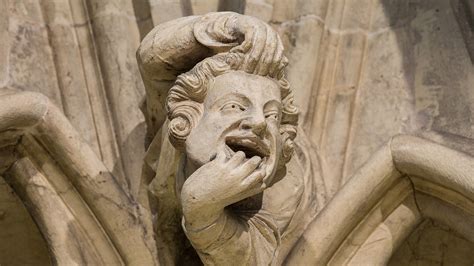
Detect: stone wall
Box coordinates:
(0, 0, 472, 264)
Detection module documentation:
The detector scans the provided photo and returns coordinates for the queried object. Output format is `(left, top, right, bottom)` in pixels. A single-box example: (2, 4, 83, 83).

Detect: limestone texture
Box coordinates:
(0, 0, 472, 265)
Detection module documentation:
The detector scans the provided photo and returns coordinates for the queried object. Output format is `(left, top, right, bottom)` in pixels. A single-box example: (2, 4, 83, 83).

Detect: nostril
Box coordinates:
(252, 123, 267, 136)
(240, 121, 252, 130)
(240, 119, 267, 135)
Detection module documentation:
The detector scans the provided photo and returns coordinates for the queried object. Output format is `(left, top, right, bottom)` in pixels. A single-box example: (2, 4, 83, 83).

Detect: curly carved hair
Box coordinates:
(166, 52, 299, 162)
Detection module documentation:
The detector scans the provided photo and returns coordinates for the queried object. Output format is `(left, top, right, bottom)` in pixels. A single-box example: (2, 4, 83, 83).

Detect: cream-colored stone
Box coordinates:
(287, 135, 474, 265)
(0, 1, 472, 265)
(137, 12, 319, 265)
(0, 177, 51, 265)
(0, 90, 159, 265)
(389, 220, 474, 266)
(245, 0, 274, 22)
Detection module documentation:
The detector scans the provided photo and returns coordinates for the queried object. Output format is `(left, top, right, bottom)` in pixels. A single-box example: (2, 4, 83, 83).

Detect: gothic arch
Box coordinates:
(286, 135, 474, 265)
(0, 90, 158, 265)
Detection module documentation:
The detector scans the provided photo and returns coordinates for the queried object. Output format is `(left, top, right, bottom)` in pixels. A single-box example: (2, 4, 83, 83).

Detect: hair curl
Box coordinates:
(166, 52, 299, 162)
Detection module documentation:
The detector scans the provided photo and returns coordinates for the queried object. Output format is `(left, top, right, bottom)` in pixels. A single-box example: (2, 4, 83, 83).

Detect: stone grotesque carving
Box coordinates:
(136, 12, 474, 265)
(0, 8, 473, 266)
(137, 12, 317, 265)
(176, 66, 296, 264)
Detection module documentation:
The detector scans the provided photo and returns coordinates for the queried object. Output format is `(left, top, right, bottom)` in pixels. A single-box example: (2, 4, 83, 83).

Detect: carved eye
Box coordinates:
(265, 111, 279, 120)
(221, 101, 246, 112)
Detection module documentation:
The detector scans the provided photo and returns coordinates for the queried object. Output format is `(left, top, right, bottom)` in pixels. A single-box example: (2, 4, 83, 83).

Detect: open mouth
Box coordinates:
(225, 135, 270, 159)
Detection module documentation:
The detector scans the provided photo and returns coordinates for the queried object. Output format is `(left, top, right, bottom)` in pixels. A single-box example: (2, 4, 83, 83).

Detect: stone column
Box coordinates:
(85, 0, 146, 196)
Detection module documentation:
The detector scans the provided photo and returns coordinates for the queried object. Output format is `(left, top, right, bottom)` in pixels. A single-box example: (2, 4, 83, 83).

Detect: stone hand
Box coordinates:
(194, 12, 287, 76)
(181, 151, 265, 230)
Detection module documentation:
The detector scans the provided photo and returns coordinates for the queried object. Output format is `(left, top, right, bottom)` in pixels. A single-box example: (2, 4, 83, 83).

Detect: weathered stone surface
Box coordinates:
(0, 0, 8, 87)
(287, 135, 474, 265)
(0, 0, 472, 265)
(389, 220, 474, 266)
(137, 12, 318, 264)
(8, 0, 63, 108)
(0, 178, 51, 265)
(86, 0, 147, 196)
(149, 0, 190, 25)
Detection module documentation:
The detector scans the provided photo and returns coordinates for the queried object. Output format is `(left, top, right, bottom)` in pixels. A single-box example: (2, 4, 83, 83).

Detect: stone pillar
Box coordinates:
(85, 0, 146, 196)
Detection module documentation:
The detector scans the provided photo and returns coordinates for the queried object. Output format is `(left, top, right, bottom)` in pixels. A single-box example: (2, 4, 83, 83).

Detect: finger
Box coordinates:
(245, 25, 266, 73)
(250, 30, 266, 73)
(254, 27, 271, 75)
(237, 156, 262, 176)
(270, 35, 284, 76)
(226, 179, 265, 206)
(264, 26, 279, 74)
(243, 28, 259, 72)
(241, 168, 265, 188)
(256, 26, 277, 76)
(227, 151, 246, 168)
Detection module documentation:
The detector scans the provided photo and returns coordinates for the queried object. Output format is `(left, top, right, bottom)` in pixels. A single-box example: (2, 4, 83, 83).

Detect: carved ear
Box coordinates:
(168, 101, 203, 150)
(280, 124, 297, 163)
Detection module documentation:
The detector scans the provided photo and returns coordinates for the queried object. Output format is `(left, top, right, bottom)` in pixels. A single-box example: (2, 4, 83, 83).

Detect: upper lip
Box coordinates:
(225, 134, 270, 158)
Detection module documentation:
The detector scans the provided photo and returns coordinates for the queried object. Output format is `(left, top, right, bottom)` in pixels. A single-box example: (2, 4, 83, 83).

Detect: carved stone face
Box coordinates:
(185, 71, 283, 184)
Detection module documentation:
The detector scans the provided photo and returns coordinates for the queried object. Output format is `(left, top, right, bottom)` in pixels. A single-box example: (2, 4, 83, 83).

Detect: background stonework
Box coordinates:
(0, 0, 472, 265)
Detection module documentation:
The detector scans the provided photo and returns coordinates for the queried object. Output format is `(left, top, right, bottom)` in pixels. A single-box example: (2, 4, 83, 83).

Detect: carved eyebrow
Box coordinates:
(211, 92, 251, 109)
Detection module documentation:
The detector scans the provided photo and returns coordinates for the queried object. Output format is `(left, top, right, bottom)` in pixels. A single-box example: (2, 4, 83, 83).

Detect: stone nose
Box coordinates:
(240, 114, 267, 137)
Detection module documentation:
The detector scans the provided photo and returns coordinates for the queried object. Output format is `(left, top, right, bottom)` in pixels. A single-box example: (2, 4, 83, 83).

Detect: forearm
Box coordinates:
(183, 209, 279, 265)
(181, 199, 225, 232)
(182, 210, 254, 265)
(182, 209, 235, 250)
